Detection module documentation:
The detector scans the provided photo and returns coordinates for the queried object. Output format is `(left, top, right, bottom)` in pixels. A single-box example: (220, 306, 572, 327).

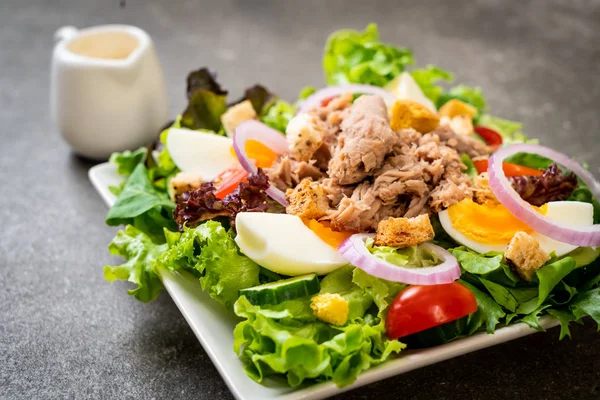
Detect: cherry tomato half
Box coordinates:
(386, 282, 478, 340)
(473, 159, 544, 177)
(474, 125, 503, 147)
(213, 166, 248, 199)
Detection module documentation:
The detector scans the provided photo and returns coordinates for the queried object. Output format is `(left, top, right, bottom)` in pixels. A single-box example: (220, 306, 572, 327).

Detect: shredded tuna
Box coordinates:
(267, 156, 324, 191)
(328, 95, 401, 184)
(283, 95, 476, 232)
(431, 125, 489, 158)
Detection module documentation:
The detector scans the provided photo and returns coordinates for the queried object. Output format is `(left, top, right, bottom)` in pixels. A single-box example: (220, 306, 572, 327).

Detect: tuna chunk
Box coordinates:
(432, 125, 489, 158)
(267, 156, 324, 191)
(328, 95, 400, 185)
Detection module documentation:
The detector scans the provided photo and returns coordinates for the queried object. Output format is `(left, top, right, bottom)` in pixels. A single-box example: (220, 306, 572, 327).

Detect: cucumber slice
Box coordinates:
(239, 274, 320, 306)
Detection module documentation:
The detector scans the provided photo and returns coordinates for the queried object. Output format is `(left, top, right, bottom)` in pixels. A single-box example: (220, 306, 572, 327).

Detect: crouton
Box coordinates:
(390, 100, 440, 134)
(505, 232, 551, 281)
(438, 99, 477, 119)
(285, 113, 324, 162)
(311, 293, 349, 326)
(375, 214, 435, 248)
(285, 179, 329, 220)
(169, 172, 204, 201)
(473, 172, 498, 204)
(220, 100, 257, 137)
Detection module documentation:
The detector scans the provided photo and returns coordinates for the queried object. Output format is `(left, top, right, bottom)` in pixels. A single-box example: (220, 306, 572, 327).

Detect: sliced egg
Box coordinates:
(234, 212, 348, 276)
(439, 200, 594, 257)
(385, 71, 437, 112)
(166, 128, 238, 180)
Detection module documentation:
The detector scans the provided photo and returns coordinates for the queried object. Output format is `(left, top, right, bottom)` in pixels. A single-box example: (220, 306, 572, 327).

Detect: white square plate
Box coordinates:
(89, 162, 559, 400)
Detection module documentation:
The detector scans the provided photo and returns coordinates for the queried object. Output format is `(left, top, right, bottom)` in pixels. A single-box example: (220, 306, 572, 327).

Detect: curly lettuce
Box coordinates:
(233, 266, 405, 387)
(323, 23, 413, 87)
(104, 225, 167, 302)
(159, 221, 260, 309)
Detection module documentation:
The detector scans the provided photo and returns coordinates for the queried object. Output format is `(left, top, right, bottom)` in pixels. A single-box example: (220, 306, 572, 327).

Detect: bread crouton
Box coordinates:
(285, 113, 324, 162)
(439, 99, 477, 119)
(375, 214, 435, 248)
(505, 231, 551, 281)
(169, 172, 204, 201)
(285, 179, 329, 220)
(221, 100, 257, 137)
(390, 100, 440, 134)
(473, 172, 498, 204)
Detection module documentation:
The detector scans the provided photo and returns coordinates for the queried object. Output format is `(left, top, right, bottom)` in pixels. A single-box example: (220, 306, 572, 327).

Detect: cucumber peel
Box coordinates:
(239, 274, 320, 306)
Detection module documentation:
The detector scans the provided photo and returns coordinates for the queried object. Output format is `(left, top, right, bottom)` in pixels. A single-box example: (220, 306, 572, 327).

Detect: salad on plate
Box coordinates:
(102, 24, 600, 388)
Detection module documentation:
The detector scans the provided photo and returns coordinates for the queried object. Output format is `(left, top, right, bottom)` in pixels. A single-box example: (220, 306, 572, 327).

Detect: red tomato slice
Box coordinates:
(473, 159, 544, 177)
(474, 125, 503, 147)
(386, 282, 477, 340)
(213, 166, 248, 199)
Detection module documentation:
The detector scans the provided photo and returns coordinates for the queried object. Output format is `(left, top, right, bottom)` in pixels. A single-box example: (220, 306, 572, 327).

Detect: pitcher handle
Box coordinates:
(54, 26, 79, 42)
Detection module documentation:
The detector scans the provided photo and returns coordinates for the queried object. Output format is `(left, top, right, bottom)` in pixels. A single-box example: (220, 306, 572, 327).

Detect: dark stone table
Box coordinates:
(1, 0, 599, 398)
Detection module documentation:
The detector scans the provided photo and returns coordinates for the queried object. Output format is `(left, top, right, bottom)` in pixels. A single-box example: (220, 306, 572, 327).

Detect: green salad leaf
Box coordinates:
(319, 265, 373, 320)
(352, 268, 405, 316)
(410, 65, 453, 106)
(260, 99, 296, 133)
(366, 238, 439, 267)
(477, 114, 536, 144)
(536, 256, 578, 306)
(181, 68, 228, 132)
(460, 280, 506, 334)
(104, 225, 167, 302)
(438, 85, 487, 116)
(233, 264, 405, 388)
(159, 221, 260, 309)
(110, 148, 148, 176)
(323, 23, 413, 87)
(106, 164, 177, 241)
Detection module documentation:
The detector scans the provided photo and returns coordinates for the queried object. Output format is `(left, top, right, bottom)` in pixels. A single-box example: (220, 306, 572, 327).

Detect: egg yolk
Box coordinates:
(447, 199, 547, 244)
(230, 140, 277, 169)
(304, 219, 354, 248)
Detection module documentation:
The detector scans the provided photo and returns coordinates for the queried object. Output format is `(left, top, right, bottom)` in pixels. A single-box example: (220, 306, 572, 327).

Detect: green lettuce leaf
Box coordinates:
(461, 154, 477, 179)
(459, 280, 506, 334)
(438, 85, 487, 116)
(570, 287, 600, 327)
(477, 114, 537, 144)
(233, 296, 404, 388)
(110, 147, 148, 176)
(410, 65, 453, 106)
(159, 221, 260, 309)
(323, 23, 413, 87)
(366, 238, 440, 267)
(547, 309, 577, 339)
(319, 265, 373, 320)
(180, 68, 228, 132)
(104, 225, 167, 302)
(106, 163, 177, 241)
(260, 99, 296, 133)
(536, 256, 578, 306)
(352, 268, 405, 317)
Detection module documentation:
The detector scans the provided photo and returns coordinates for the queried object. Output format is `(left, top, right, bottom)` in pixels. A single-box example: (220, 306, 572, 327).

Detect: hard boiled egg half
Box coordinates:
(439, 200, 594, 257)
(235, 212, 349, 276)
(385, 71, 437, 112)
(166, 128, 238, 180)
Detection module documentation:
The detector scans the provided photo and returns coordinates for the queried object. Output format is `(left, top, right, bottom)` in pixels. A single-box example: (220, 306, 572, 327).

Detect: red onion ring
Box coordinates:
(488, 144, 600, 246)
(233, 120, 290, 206)
(297, 84, 397, 114)
(337, 233, 461, 285)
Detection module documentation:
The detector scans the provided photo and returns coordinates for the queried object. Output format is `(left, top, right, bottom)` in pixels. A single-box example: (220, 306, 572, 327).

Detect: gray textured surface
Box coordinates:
(1, 0, 600, 399)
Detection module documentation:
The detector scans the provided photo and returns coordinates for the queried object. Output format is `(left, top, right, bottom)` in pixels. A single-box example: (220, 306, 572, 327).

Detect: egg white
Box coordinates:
(385, 71, 437, 112)
(439, 201, 594, 257)
(234, 212, 347, 276)
(166, 128, 238, 180)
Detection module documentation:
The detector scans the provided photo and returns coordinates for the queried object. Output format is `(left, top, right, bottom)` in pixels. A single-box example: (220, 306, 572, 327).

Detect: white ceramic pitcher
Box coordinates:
(51, 25, 169, 160)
